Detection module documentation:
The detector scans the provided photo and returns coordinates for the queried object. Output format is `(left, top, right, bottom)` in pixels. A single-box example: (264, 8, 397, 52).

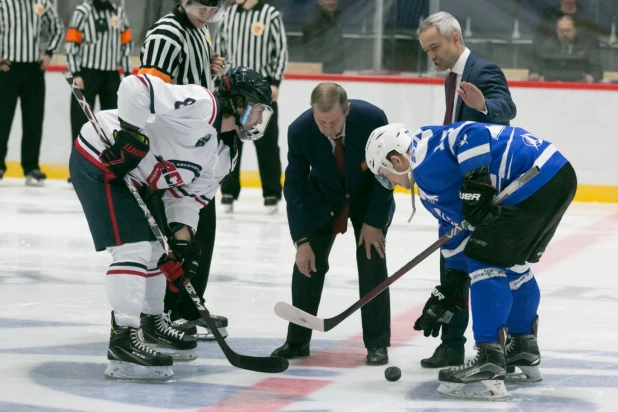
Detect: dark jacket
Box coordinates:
(284, 100, 395, 242)
(302, 7, 345, 74)
(530, 35, 603, 82)
(452, 52, 517, 126)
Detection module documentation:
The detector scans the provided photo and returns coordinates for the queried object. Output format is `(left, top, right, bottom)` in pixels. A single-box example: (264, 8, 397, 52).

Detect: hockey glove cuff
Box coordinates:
(157, 238, 201, 293)
(460, 166, 498, 226)
(100, 128, 150, 179)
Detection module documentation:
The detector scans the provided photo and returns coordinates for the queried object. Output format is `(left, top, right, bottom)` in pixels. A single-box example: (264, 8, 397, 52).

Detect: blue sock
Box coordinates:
(469, 267, 512, 343)
(506, 271, 540, 335)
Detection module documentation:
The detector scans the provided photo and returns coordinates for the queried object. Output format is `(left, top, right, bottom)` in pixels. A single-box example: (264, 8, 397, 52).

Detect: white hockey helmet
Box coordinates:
(365, 123, 414, 190)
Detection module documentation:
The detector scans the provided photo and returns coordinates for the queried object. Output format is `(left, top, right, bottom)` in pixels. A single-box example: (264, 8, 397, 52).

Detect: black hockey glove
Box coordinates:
(158, 237, 201, 293)
(413, 269, 468, 337)
(460, 165, 498, 226)
(100, 125, 150, 179)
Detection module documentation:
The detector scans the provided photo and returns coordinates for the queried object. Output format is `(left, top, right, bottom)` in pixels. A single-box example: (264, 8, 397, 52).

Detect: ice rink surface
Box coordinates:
(1, 179, 618, 412)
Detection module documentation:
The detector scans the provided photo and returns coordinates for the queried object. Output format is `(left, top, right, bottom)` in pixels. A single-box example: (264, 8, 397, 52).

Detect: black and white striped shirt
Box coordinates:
(0, 0, 64, 63)
(65, 1, 133, 75)
(139, 7, 213, 87)
(214, 2, 288, 86)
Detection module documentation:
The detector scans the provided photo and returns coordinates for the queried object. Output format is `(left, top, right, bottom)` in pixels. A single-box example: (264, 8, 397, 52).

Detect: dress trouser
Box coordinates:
(0, 63, 45, 173)
(220, 102, 282, 200)
(287, 216, 391, 348)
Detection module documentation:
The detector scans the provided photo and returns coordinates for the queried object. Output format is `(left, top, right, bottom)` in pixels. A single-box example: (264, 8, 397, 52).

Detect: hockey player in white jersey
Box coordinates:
(365, 121, 577, 399)
(69, 66, 273, 381)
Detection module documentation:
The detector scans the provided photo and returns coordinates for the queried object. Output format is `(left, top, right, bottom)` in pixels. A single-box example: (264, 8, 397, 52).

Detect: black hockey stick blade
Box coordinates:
(275, 166, 541, 332)
(185, 282, 289, 373)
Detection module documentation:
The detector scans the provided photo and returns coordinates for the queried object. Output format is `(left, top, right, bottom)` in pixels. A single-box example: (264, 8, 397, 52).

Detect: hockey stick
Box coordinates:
(275, 166, 541, 332)
(64, 70, 288, 373)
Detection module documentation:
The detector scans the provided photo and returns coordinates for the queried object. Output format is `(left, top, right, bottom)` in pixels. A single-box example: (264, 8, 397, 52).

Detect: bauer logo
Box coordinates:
(459, 193, 481, 201)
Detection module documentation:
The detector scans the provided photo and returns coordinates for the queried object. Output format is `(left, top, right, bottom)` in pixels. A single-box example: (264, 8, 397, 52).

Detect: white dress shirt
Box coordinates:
(327, 124, 346, 154)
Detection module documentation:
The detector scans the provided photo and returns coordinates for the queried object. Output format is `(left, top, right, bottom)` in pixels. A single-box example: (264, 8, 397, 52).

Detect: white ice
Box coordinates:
(1, 179, 618, 412)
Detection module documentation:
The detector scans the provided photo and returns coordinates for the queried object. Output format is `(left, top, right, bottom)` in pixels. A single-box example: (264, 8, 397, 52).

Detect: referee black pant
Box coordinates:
(0, 62, 45, 174)
(70, 69, 121, 143)
(221, 101, 282, 201)
(163, 200, 217, 321)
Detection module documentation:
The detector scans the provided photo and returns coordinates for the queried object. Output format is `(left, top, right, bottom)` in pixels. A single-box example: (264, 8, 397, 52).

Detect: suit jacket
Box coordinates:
(284, 100, 395, 242)
(451, 52, 517, 126)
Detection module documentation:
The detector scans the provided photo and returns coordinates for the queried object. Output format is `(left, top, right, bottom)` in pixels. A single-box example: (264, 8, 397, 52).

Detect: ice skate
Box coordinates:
(221, 195, 234, 213)
(437, 328, 509, 400)
(264, 197, 279, 215)
(505, 318, 543, 382)
(140, 313, 198, 361)
(25, 169, 46, 187)
(105, 312, 174, 382)
(172, 312, 228, 341)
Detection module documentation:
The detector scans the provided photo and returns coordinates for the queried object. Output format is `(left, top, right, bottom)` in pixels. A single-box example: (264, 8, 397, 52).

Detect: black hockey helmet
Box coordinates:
(218, 66, 274, 141)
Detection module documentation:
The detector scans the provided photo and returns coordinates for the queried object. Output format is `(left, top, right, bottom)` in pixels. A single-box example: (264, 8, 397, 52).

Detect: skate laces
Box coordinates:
(131, 329, 157, 355)
(450, 345, 482, 371)
(157, 313, 184, 340)
(505, 336, 516, 356)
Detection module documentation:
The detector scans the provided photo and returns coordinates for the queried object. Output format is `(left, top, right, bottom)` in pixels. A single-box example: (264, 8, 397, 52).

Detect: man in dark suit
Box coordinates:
(418, 11, 517, 368)
(271, 83, 394, 366)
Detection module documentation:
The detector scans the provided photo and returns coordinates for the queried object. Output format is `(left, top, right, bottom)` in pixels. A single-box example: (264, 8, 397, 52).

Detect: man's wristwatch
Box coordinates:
(294, 238, 310, 249)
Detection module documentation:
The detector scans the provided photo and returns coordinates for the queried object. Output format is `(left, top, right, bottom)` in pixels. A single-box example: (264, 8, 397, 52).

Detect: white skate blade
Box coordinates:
(144, 343, 198, 362)
(104, 360, 173, 382)
(25, 177, 45, 187)
(196, 326, 228, 341)
(438, 380, 509, 400)
(505, 365, 543, 383)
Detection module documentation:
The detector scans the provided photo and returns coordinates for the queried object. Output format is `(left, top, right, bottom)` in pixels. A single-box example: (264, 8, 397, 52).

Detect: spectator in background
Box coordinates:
(529, 15, 602, 83)
(417, 11, 516, 370)
(533, 0, 606, 44)
(0, 0, 64, 186)
(66, 0, 134, 183)
(302, 0, 345, 74)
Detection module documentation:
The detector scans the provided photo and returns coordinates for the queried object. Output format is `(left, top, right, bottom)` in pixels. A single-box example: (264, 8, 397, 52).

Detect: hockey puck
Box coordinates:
(384, 366, 401, 382)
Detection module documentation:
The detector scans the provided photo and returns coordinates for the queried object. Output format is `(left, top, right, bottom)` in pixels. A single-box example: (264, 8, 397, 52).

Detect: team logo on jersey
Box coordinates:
(205, 32, 212, 46)
(521, 133, 543, 150)
(457, 133, 469, 148)
(34, 3, 45, 15)
(195, 134, 212, 147)
(418, 188, 439, 204)
(251, 22, 265, 36)
(110, 16, 120, 29)
(147, 157, 201, 188)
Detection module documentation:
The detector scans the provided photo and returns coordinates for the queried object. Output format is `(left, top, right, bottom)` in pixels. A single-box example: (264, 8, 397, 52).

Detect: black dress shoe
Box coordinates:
(271, 341, 310, 359)
(420, 343, 464, 368)
(366, 347, 389, 365)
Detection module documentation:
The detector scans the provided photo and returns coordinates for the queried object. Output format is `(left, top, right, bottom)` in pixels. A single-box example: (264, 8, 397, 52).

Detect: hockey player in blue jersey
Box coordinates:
(365, 121, 577, 399)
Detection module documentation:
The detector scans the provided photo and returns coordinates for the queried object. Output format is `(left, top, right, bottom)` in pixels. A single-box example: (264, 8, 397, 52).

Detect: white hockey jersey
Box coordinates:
(76, 74, 233, 230)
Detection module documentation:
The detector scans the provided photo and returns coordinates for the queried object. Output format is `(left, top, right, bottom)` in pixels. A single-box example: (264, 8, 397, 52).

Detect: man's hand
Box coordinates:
(40, 55, 51, 71)
(357, 223, 385, 260)
(74, 76, 85, 89)
(211, 53, 226, 76)
(295, 242, 316, 278)
(270, 85, 279, 102)
(0, 57, 11, 72)
(457, 81, 486, 112)
(158, 237, 201, 292)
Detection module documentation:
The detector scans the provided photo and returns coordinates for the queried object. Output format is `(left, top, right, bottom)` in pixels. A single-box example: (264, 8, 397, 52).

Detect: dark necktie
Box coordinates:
(443, 71, 458, 125)
(331, 137, 349, 234)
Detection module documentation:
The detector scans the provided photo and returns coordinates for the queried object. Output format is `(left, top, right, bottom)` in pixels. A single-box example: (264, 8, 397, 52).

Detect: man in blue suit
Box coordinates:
(418, 11, 517, 368)
(271, 83, 394, 365)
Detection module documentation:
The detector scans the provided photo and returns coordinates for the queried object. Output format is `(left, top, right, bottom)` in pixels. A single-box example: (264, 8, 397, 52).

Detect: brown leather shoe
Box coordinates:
(271, 341, 310, 359)
(366, 347, 389, 365)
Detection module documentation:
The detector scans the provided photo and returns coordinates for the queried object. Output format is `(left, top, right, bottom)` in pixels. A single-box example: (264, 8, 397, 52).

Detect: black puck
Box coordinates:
(384, 366, 401, 381)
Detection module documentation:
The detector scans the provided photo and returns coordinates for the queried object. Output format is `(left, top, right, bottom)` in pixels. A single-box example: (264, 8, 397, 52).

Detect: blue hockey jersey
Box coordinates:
(410, 121, 568, 271)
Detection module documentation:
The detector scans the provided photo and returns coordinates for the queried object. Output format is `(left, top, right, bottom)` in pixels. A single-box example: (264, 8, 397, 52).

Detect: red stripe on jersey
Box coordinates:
(74, 139, 110, 174)
(168, 188, 182, 199)
(137, 74, 149, 88)
(203, 87, 217, 124)
(145, 271, 162, 278)
(106, 269, 148, 277)
(105, 173, 122, 245)
(194, 197, 208, 207)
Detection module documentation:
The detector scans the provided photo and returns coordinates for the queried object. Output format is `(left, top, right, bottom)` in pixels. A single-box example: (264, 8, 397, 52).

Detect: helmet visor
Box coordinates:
(375, 166, 396, 190)
(238, 103, 273, 141)
(375, 166, 412, 190)
(184, 3, 225, 23)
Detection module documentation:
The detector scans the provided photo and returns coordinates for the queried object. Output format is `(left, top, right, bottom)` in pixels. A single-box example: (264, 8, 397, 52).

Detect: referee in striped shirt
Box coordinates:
(215, 0, 288, 213)
(65, 0, 133, 171)
(138, 0, 229, 338)
(0, 0, 64, 185)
